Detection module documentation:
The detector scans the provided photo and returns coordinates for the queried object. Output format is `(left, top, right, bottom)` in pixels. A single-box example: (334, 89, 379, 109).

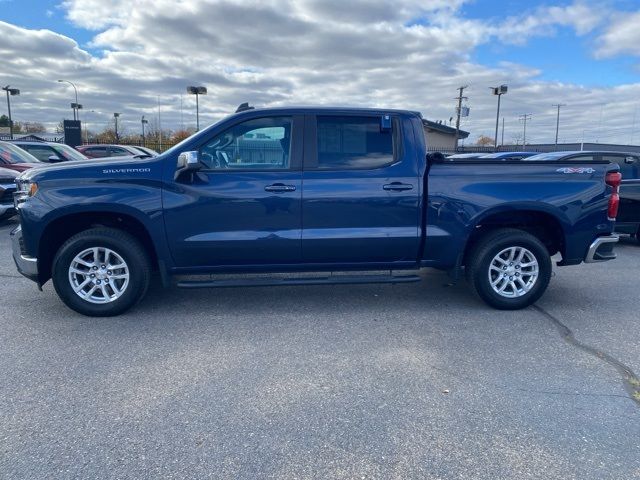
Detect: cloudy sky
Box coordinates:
(1, 0, 640, 145)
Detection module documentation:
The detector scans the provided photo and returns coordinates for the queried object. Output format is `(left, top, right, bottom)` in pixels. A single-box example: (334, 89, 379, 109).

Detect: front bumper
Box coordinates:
(10, 225, 38, 281)
(584, 234, 618, 263)
(0, 203, 15, 218)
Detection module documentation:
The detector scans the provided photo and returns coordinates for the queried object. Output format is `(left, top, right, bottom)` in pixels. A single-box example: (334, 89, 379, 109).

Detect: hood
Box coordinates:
(19, 155, 160, 182)
(0, 167, 19, 181)
(3, 163, 41, 172)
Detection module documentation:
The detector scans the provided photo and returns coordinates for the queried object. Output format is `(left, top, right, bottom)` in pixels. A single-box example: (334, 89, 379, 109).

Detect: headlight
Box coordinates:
(14, 179, 38, 207)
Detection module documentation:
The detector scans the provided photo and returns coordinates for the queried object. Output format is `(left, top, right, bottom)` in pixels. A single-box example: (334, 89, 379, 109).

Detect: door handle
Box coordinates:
(265, 183, 297, 193)
(383, 183, 413, 192)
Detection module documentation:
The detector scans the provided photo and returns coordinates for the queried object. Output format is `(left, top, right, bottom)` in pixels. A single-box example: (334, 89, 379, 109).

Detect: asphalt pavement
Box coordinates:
(0, 217, 639, 479)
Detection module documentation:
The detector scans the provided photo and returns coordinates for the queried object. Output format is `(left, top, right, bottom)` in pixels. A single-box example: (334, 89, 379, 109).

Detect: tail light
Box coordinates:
(605, 172, 622, 220)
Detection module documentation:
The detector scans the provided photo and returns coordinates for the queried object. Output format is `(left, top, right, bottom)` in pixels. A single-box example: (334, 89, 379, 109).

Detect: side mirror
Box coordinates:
(48, 155, 62, 162)
(624, 156, 637, 164)
(174, 151, 202, 180)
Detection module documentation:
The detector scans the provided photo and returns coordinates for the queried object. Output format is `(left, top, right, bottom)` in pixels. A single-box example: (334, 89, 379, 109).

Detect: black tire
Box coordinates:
(465, 228, 552, 310)
(52, 228, 151, 317)
(636, 226, 640, 245)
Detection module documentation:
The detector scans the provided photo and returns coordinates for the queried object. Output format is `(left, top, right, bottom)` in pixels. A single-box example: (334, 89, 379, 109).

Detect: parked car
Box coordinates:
(76, 144, 151, 158)
(132, 146, 159, 157)
(479, 152, 539, 161)
(0, 140, 43, 172)
(11, 106, 620, 316)
(445, 153, 483, 159)
(526, 150, 640, 242)
(12, 140, 89, 163)
(0, 167, 19, 221)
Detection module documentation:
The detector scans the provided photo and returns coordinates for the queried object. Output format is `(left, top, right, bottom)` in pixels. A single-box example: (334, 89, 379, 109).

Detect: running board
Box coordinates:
(176, 274, 421, 289)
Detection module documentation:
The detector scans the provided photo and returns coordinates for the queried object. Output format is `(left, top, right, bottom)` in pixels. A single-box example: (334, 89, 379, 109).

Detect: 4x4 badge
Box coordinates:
(556, 167, 596, 174)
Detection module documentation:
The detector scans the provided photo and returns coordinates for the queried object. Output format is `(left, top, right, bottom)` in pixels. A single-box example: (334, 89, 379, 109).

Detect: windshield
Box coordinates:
(52, 143, 88, 161)
(0, 142, 41, 164)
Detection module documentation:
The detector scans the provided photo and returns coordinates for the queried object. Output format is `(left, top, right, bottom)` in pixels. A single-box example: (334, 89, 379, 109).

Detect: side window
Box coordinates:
(316, 116, 394, 170)
(86, 147, 108, 158)
(22, 145, 55, 161)
(110, 147, 129, 156)
(568, 154, 595, 161)
(199, 116, 292, 170)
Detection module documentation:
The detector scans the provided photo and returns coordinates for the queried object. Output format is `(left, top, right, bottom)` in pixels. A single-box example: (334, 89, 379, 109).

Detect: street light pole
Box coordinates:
(57, 79, 80, 121)
(187, 86, 207, 131)
(490, 85, 508, 149)
(141, 116, 148, 147)
(2, 85, 20, 140)
(113, 113, 120, 142)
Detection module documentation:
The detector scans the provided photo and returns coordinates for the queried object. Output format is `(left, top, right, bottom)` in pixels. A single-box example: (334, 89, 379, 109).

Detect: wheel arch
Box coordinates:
(462, 206, 568, 266)
(37, 210, 159, 285)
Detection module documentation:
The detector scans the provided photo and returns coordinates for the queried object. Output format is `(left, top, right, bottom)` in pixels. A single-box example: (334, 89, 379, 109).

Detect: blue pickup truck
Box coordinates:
(11, 107, 621, 316)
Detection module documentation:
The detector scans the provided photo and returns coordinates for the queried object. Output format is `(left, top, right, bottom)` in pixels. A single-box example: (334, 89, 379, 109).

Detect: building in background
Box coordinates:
(422, 119, 469, 151)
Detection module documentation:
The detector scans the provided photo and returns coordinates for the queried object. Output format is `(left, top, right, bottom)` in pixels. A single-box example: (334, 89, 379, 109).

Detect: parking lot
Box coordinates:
(0, 216, 639, 479)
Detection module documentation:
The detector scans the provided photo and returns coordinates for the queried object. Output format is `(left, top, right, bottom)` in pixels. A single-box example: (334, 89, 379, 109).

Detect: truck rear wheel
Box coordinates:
(52, 228, 151, 317)
(465, 228, 552, 310)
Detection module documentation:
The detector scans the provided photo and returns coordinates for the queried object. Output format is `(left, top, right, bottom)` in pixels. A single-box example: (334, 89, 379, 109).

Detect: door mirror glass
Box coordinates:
(625, 156, 636, 164)
(48, 155, 62, 162)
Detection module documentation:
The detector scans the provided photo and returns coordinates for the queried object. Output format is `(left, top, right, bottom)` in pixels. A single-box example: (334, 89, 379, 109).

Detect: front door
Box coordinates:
(164, 115, 303, 268)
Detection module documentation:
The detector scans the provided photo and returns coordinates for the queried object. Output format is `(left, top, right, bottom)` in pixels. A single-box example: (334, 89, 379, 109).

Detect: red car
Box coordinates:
(0, 141, 42, 172)
(76, 144, 152, 158)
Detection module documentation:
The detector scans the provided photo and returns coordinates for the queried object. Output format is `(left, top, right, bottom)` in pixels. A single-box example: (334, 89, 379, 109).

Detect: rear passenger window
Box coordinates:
(316, 116, 394, 170)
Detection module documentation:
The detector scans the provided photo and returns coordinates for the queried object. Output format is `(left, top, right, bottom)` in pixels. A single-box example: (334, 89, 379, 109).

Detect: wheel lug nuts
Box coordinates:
(90, 274, 95, 278)
(107, 270, 112, 275)
(509, 276, 514, 280)
(93, 266, 98, 270)
(105, 279, 109, 283)
(96, 280, 101, 284)
(101, 265, 106, 269)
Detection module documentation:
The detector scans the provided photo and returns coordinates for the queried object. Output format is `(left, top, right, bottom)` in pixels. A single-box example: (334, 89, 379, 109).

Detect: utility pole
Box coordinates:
(454, 85, 468, 151)
(501, 117, 505, 147)
(519, 114, 532, 151)
(552, 104, 566, 146)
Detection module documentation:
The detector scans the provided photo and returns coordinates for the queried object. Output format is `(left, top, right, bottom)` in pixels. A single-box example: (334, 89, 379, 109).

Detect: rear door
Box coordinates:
(301, 114, 421, 265)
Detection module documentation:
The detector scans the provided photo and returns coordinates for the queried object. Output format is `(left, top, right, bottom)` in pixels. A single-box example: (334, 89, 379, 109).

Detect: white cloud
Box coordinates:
(0, 1, 639, 145)
(595, 11, 640, 58)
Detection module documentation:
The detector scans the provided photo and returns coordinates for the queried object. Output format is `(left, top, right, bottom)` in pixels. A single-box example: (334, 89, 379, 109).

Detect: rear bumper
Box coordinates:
(584, 234, 618, 263)
(10, 225, 39, 281)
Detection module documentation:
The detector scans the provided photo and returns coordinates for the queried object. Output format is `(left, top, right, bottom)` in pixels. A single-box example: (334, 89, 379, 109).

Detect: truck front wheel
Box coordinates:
(466, 228, 552, 310)
(52, 228, 151, 317)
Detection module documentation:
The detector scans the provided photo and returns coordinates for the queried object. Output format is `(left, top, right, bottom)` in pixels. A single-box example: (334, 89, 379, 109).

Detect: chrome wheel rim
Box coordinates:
(488, 246, 539, 298)
(68, 247, 130, 304)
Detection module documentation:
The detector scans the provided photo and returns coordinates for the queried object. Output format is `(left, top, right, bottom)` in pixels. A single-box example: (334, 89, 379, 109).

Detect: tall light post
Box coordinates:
(141, 115, 148, 147)
(187, 86, 207, 131)
(552, 103, 566, 147)
(57, 79, 81, 121)
(490, 84, 508, 149)
(113, 113, 120, 142)
(2, 85, 20, 140)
